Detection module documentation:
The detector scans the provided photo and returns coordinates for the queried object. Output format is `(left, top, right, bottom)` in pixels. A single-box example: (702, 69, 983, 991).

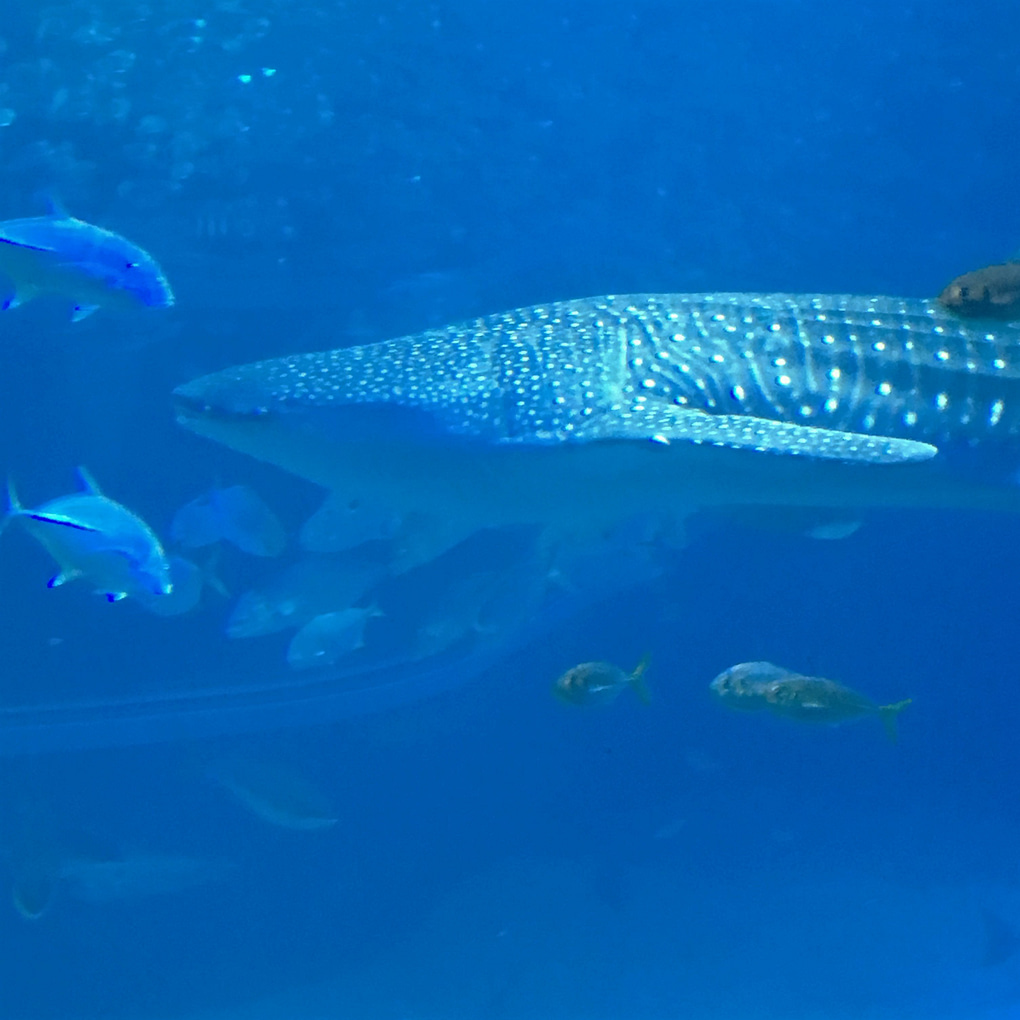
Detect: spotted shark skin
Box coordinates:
(173, 293, 1020, 550)
(176, 293, 1020, 458)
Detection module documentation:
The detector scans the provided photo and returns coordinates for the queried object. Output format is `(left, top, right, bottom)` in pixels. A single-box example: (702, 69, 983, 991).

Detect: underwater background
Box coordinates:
(2, 2, 1020, 1018)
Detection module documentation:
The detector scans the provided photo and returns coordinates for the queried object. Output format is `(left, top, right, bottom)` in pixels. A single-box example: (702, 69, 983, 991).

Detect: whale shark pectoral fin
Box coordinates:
(573, 406, 939, 464)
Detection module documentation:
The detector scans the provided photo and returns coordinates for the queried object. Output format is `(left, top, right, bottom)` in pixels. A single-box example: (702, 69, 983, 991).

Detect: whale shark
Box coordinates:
(173, 292, 1020, 562)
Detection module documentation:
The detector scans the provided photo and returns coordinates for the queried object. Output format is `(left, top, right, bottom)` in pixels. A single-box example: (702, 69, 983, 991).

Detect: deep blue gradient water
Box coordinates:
(2, 3, 1020, 1018)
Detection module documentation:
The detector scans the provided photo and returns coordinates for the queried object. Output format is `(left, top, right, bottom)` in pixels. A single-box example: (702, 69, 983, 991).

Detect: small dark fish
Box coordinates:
(710, 661, 911, 741)
(553, 655, 651, 707)
(937, 263, 1020, 320)
(0, 203, 173, 320)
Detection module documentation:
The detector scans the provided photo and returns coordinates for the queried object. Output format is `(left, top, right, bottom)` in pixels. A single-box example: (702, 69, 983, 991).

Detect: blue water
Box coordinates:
(2, 2, 1020, 1018)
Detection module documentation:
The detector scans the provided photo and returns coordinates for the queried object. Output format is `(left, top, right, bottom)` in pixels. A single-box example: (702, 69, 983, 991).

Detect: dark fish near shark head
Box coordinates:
(174, 293, 1020, 560)
(938, 263, 1020, 321)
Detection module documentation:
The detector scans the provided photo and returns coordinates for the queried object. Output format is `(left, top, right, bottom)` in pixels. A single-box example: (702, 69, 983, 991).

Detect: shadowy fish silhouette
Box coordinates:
(286, 605, 382, 670)
(0, 203, 173, 321)
(226, 551, 389, 639)
(12, 852, 229, 918)
(300, 491, 402, 553)
(4, 467, 172, 602)
(209, 757, 338, 831)
(174, 293, 1020, 566)
(171, 484, 286, 557)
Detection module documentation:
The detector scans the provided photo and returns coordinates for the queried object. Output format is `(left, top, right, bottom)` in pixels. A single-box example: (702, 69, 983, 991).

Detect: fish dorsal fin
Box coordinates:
(572, 406, 939, 465)
(41, 193, 70, 219)
(76, 466, 103, 496)
(6, 477, 23, 515)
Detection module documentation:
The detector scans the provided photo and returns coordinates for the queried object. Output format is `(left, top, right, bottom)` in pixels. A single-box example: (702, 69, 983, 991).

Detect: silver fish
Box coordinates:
(173, 293, 1020, 556)
(5, 467, 173, 602)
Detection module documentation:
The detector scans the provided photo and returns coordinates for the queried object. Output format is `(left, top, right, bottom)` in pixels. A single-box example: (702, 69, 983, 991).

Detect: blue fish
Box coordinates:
(0, 204, 173, 321)
(170, 484, 286, 557)
(286, 606, 382, 671)
(5, 468, 173, 602)
(173, 293, 1020, 566)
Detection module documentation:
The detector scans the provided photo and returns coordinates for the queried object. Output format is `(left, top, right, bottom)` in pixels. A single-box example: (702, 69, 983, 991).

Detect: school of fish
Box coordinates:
(0, 205, 1016, 917)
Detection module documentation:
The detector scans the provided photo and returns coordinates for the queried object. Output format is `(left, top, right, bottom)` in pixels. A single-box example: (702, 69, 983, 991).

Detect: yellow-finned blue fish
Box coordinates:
(0, 202, 173, 321)
(5, 467, 173, 602)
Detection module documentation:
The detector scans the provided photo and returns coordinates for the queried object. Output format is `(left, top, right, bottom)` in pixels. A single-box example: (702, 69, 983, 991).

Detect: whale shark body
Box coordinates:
(174, 292, 1020, 559)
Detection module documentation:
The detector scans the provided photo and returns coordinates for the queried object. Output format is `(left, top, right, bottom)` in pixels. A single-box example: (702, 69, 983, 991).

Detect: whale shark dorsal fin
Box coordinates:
(572, 407, 939, 464)
(76, 466, 103, 496)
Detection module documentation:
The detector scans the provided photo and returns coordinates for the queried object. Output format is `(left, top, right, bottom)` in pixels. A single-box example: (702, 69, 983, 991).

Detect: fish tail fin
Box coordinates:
(878, 698, 912, 743)
(2, 477, 23, 535)
(630, 653, 653, 706)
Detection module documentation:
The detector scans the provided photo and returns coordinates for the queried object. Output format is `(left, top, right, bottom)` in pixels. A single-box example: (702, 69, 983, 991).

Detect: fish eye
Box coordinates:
(125, 261, 139, 270)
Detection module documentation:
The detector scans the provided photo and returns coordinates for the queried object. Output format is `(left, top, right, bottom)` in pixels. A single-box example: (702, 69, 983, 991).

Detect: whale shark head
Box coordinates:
(174, 292, 1020, 561)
